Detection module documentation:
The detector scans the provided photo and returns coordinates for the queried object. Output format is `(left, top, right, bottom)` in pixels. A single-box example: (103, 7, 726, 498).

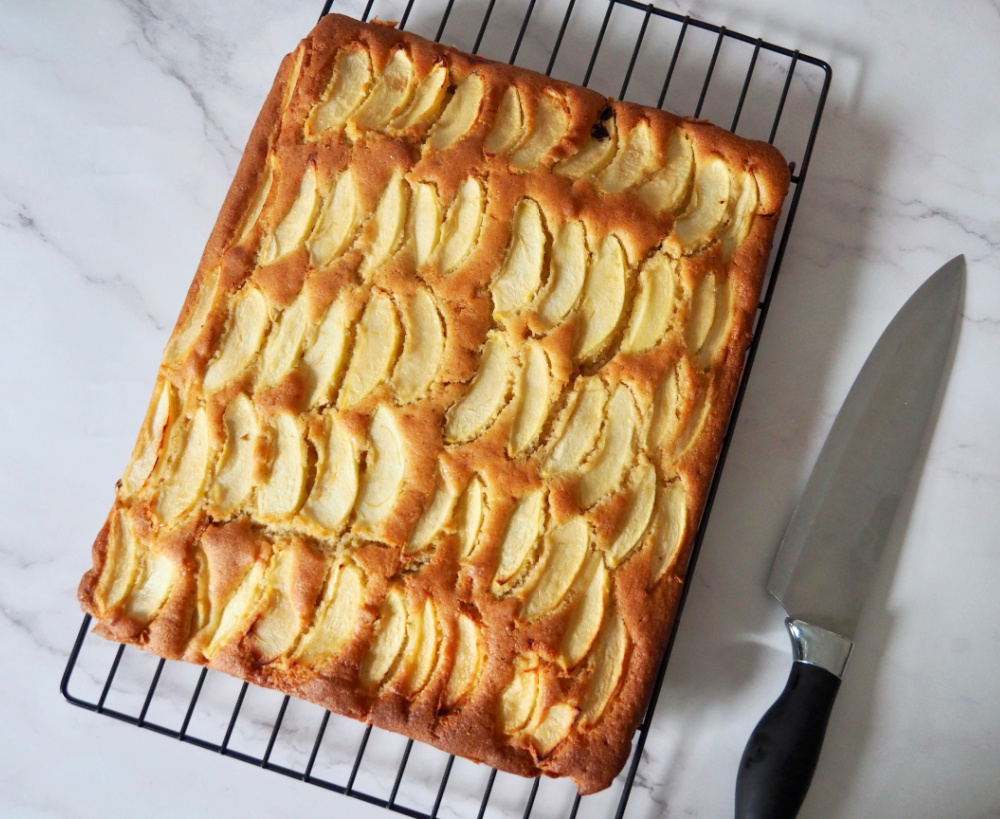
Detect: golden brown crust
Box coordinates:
(79, 13, 788, 795)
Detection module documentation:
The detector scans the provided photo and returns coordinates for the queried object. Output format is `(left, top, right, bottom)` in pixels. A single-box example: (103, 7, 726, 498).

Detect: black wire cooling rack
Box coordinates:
(61, 1, 832, 817)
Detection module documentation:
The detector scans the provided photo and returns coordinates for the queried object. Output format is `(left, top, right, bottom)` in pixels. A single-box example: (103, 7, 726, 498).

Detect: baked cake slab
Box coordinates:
(79, 12, 789, 794)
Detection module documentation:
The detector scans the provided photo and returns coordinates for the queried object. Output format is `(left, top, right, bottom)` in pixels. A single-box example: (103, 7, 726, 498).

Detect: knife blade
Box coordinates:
(734, 255, 965, 819)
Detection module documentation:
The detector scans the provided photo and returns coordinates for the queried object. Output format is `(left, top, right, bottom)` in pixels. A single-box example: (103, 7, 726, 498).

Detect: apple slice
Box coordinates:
(559, 556, 609, 670)
(124, 546, 175, 626)
(597, 119, 654, 193)
(692, 274, 733, 364)
(96, 510, 140, 613)
(395, 601, 424, 688)
(510, 92, 569, 169)
(720, 171, 760, 265)
(438, 177, 484, 274)
(307, 47, 372, 136)
(620, 253, 678, 354)
(684, 273, 717, 355)
(308, 169, 359, 269)
(354, 407, 405, 529)
(520, 518, 589, 621)
(555, 113, 617, 178)
(280, 45, 306, 117)
(408, 182, 441, 268)
(155, 407, 211, 522)
(529, 702, 577, 757)
(579, 612, 627, 727)
(484, 86, 525, 155)
(211, 394, 259, 515)
(636, 127, 695, 214)
(360, 588, 408, 688)
(444, 332, 513, 443)
(256, 413, 308, 521)
(338, 291, 401, 408)
(455, 476, 486, 559)
(390, 61, 449, 131)
(443, 613, 482, 708)
(259, 165, 318, 266)
(573, 234, 627, 362)
(353, 48, 416, 130)
(204, 556, 267, 660)
(302, 294, 353, 408)
(670, 157, 731, 254)
(295, 561, 365, 665)
(122, 381, 174, 497)
(508, 341, 552, 457)
(406, 599, 440, 695)
(536, 220, 587, 329)
(359, 171, 409, 280)
(406, 473, 458, 554)
(673, 384, 710, 461)
(165, 266, 220, 364)
(605, 460, 656, 567)
(498, 657, 539, 734)
(393, 286, 445, 404)
(428, 73, 484, 151)
(577, 383, 639, 509)
(542, 378, 608, 477)
(301, 414, 359, 532)
(202, 286, 270, 394)
(647, 364, 681, 453)
(193, 554, 211, 634)
(492, 198, 547, 318)
(493, 489, 545, 589)
(650, 480, 687, 582)
(236, 162, 272, 244)
(258, 295, 308, 387)
(252, 544, 305, 661)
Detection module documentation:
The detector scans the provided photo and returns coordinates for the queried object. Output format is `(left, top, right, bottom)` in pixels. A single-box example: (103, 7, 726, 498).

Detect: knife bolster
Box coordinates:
(786, 618, 853, 678)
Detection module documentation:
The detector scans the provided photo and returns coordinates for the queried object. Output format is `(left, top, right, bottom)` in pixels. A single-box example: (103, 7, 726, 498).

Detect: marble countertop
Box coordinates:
(3, 0, 999, 816)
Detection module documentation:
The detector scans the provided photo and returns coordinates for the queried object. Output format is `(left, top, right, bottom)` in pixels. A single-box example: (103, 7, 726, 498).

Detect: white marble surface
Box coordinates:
(2, 0, 999, 816)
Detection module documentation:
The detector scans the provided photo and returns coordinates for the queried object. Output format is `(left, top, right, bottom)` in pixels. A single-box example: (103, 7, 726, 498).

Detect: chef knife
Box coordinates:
(734, 255, 965, 819)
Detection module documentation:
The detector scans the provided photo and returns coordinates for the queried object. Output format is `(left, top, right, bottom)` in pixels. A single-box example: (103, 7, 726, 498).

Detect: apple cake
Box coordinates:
(78, 12, 789, 794)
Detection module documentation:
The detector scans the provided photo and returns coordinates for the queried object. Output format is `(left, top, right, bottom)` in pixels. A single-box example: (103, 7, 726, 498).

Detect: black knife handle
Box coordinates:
(735, 661, 841, 819)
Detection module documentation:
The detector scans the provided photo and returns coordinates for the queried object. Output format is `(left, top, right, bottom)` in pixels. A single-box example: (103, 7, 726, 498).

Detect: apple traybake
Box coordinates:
(79, 13, 789, 794)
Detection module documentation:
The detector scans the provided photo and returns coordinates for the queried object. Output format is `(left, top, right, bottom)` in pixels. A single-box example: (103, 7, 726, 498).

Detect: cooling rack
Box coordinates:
(61, 1, 832, 816)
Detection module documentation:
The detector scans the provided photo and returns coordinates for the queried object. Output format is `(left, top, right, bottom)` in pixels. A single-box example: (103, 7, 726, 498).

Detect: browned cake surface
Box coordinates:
(78, 13, 789, 794)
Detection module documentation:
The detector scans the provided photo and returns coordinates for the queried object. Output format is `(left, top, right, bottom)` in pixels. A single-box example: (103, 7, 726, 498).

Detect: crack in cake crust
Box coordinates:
(79, 13, 789, 795)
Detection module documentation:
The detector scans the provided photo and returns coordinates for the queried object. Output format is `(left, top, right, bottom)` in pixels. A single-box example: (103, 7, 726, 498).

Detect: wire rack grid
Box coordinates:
(61, 1, 831, 817)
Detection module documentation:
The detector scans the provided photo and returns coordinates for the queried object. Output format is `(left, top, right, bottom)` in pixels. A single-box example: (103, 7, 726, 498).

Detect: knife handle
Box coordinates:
(735, 660, 841, 819)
